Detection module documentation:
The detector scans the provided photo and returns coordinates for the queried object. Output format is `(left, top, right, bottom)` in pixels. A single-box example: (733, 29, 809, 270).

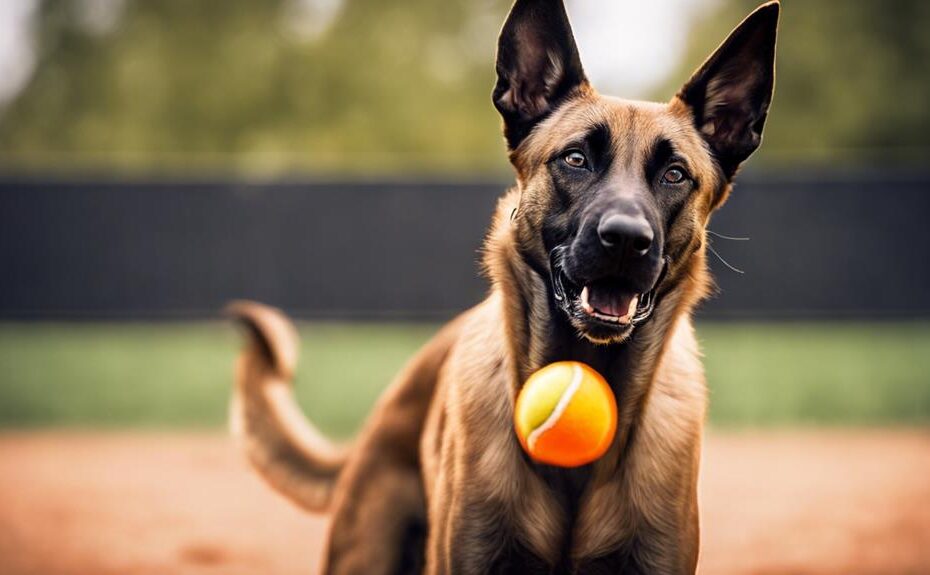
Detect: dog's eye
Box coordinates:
(662, 167, 688, 184)
(562, 150, 588, 169)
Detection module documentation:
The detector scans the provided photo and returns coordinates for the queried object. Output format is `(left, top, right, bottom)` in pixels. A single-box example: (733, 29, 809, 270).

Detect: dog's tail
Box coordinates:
(227, 300, 347, 513)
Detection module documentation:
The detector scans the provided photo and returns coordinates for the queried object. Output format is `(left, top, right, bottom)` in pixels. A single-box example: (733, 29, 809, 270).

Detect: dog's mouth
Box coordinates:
(550, 247, 667, 332)
(578, 280, 654, 325)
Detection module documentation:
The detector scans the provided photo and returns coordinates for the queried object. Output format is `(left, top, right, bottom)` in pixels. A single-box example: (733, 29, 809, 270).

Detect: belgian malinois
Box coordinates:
(230, 1, 779, 572)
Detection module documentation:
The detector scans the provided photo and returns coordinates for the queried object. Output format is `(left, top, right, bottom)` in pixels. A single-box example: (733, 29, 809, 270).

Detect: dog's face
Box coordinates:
(494, 0, 778, 344)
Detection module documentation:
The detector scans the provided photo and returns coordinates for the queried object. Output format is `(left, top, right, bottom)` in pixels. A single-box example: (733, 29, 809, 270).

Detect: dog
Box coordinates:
(229, 1, 779, 573)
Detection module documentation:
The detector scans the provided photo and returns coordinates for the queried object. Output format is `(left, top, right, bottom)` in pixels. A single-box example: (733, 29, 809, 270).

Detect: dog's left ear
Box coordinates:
(678, 1, 779, 178)
(493, 0, 588, 150)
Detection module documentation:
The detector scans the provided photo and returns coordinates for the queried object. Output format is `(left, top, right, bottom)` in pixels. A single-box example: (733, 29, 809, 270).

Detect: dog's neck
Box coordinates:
(484, 191, 708, 466)
(505, 258, 690, 444)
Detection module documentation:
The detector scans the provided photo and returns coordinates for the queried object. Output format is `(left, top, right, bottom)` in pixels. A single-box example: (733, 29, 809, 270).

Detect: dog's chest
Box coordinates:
(513, 463, 635, 570)
(535, 464, 593, 521)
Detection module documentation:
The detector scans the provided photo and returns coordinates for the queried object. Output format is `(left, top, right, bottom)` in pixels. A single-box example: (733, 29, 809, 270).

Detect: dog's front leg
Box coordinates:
(427, 467, 556, 575)
(428, 494, 527, 575)
(324, 463, 427, 575)
(424, 440, 522, 574)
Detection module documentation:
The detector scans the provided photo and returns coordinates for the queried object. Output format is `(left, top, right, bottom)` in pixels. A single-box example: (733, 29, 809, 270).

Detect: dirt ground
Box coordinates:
(0, 430, 928, 575)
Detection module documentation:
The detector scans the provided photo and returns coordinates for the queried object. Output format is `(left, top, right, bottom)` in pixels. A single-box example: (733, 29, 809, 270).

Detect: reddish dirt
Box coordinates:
(0, 430, 928, 575)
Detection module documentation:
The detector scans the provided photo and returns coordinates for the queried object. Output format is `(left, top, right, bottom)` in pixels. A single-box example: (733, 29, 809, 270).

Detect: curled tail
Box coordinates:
(227, 300, 348, 513)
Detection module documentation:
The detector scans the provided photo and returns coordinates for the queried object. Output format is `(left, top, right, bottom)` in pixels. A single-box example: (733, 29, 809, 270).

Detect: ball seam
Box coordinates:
(526, 363, 584, 453)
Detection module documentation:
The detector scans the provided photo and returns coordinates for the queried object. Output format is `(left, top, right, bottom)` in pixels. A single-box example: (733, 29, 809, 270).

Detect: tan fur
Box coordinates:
(229, 3, 778, 573)
(229, 96, 717, 571)
(228, 300, 347, 512)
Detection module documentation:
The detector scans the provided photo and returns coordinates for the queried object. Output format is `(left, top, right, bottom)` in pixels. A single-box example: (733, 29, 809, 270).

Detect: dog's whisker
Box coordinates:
(706, 242, 745, 275)
(707, 229, 750, 241)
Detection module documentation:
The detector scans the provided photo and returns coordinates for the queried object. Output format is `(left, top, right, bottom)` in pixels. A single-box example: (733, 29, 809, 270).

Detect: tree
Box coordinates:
(0, 0, 511, 174)
(3, 0, 926, 173)
(659, 0, 930, 165)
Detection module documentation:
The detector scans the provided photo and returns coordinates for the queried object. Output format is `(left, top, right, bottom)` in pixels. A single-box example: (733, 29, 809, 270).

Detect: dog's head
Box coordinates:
(494, 0, 779, 344)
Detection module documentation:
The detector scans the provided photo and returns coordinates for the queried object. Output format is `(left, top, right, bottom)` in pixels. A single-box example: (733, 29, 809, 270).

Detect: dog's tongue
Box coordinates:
(582, 284, 639, 321)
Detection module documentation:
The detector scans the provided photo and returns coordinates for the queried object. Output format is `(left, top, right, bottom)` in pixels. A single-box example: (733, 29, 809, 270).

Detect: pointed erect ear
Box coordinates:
(493, 0, 588, 150)
(678, 1, 779, 177)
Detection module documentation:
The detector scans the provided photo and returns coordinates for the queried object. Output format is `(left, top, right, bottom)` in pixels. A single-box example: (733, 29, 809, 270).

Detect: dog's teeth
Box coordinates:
(627, 294, 639, 317)
(616, 295, 639, 325)
(580, 286, 593, 313)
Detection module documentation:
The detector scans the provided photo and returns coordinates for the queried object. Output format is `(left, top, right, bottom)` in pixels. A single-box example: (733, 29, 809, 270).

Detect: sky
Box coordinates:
(0, 0, 714, 107)
(567, 0, 717, 98)
(0, 0, 39, 106)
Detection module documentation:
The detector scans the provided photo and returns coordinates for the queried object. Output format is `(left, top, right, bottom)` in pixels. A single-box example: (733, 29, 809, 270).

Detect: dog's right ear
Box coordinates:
(678, 1, 779, 178)
(493, 0, 588, 150)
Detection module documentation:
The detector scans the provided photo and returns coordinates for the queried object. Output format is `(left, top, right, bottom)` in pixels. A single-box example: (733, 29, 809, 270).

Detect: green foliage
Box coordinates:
(0, 0, 927, 172)
(1, 321, 928, 433)
(660, 0, 930, 165)
(0, 0, 511, 174)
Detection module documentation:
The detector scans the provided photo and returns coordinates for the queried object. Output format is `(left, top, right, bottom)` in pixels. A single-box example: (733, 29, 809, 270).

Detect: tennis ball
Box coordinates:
(513, 361, 617, 468)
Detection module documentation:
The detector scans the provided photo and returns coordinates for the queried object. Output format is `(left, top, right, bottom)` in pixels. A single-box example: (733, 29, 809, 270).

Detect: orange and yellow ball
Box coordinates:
(513, 361, 617, 467)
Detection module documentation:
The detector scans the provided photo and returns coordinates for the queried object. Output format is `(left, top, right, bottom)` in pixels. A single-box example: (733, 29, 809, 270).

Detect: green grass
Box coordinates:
(701, 322, 930, 427)
(0, 321, 928, 434)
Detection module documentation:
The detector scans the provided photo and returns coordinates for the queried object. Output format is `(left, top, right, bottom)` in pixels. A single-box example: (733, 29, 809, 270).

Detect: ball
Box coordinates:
(513, 361, 617, 468)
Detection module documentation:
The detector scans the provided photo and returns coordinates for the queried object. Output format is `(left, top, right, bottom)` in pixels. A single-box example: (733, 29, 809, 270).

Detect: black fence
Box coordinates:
(1, 169, 928, 320)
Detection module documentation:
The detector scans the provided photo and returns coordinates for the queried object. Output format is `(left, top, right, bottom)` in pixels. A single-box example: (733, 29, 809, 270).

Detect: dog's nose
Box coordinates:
(597, 212, 654, 257)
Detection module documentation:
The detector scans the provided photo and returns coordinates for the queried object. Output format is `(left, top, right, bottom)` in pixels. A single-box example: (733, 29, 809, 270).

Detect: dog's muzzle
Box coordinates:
(549, 246, 669, 328)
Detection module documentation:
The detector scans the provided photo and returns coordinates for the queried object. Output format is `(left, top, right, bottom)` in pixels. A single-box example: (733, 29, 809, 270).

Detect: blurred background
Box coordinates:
(0, 1, 928, 574)
(1, 0, 928, 432)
